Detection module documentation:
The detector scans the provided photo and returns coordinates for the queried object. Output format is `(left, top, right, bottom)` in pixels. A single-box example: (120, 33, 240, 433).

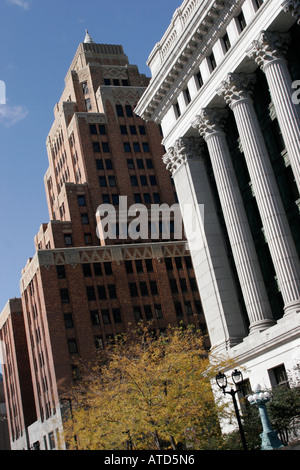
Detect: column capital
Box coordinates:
(217, 73, 256, 108)
(282, 0, 300, 24)
(163, 137, 204, 175)
(246, 30, 290, 70)
(193, 108, 229, 141)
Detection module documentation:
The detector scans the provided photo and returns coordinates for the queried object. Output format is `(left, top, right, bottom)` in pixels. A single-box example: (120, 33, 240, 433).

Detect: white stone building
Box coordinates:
(136, 0, 300, 412)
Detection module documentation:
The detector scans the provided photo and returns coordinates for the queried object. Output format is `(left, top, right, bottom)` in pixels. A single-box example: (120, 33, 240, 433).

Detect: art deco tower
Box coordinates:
(0, 32, 206, 450)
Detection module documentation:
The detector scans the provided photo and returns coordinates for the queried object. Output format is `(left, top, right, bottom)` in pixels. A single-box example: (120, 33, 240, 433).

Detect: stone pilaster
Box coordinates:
(247, 30, 300, 195)
(164, 136, 248, 351)
(194, 108, 274, 333)
(217, 73, 300, 317)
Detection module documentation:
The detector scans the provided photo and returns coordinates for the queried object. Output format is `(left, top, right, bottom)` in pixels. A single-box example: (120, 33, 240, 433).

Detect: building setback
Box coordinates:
(136, 0, 300, 434)
(0, 33, 207, 450)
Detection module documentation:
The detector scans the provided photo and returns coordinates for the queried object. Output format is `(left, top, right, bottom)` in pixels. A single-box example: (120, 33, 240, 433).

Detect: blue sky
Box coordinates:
(0, 0, 180, 311)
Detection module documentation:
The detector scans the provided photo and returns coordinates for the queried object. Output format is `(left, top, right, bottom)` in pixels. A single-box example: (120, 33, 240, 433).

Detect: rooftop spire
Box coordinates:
(84, 29, 95, 44)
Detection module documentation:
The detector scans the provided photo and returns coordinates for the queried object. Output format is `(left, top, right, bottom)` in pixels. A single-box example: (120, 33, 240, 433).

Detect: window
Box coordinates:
(222, 32, 231, 52)
(78, 195, 86, 206)
(96, 159, 104, 170)
(95, 336, 103, 349)
(112, 194, 119, 205)
(86, 286, 96, 301)
(89, 124, 97, 135)
(195, 71, 203, 89)
(97, 285, 106, 299)
(133, 142, 141, 152)
(140, 175, 147, 186)
(112, 308, 122, 323)
(104, 78, 111, 85)
(153, 193, 160, 203)
(57, 265, 66, 279)
(68, 339, 78, 354)
(99, 176, 107, 187)
(84, 233, 92, 245)
(269, 364, 289, 388)
(91, 310, 100, 326)
(133, 306, 142, 321)
(130, 125, 137, 135)
(64, 313, 74, 329)
(253, 0, 263, 9)
(208, 52, 217, 71)
(139, 125, 146, 135)
(140, 282, 148, 296)
(82, 82, 89, 95)
(180, 278, 188, 292)
(146, 159, 153, 169)
(125, 261, 133, 273)
(183, 87, 191, 105)
(154, 304, 163, 318)
(125, 105, 133, 117)
(102, 142, 110, 153)
(108, 284, 117, 298)
(150, 281, 158, 295)
(130, 176, 138, 186)
(135, 260, 143, 272)
(116, 104, 124, 116)
(144, 305, 153, 320)
(60, 288, 70, 303)
(101, 309, 111, 325)
(145, 259, 153, 272)
(93, 263, 102, 276)
(169, 279, 178, 293)
(108, 176, 116, 187)
(85, 98, 92, 111)
(150, 175, 157, 186)
(174, 102, 181, 119)
(142, 143, 150, 152)
(127, 159, 134, 169)
(174, 302, 183, 317)
(93, 142, 101, 153)
(120, 125, 127, 135)
(185, 301, 193, 316)
(113, 79, 120, 86)
(104, 262, 113, 275)
(64, 234, 73, 246)
(99, 124, 107, 135)
(237, 11, 246, 31)
(175, 258, 183, 269)
(134, 194, 142, 203)
(82, 263, 92, 277)
(129, 282, 138, 297)
(81, 213, 89, 225)
(136, 159, 144, 169)
(124, 142, 131, 153)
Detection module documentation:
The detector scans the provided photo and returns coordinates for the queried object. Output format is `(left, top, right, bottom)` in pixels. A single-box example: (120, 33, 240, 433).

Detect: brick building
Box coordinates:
(0, 32, 207, 450)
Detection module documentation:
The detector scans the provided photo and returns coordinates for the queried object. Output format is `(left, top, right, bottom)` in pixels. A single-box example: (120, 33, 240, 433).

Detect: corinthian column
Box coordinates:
(217, 73, 300, 317)
(247, 30, 300, 195)
(282, 0, 300, 23)
(193, 108, 274, 333)
(163, 137, 247, 351)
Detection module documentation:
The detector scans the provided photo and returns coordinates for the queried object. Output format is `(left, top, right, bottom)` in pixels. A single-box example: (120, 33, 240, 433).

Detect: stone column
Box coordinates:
(247, 30, 300, 195)
(193, 108, 274, 333)
(217, 73, 300, 317)
(282, 0, 300, 24)
(163, 137, 247, 351)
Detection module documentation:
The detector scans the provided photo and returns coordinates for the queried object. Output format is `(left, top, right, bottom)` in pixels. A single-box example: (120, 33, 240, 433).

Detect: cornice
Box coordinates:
(136, 0, 244, 122)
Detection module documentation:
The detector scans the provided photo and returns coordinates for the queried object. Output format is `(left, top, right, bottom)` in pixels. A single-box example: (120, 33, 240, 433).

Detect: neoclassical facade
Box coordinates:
(137, 0, 300, 395)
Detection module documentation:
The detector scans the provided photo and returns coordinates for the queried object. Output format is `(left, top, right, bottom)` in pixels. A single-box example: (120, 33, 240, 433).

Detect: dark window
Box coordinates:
(133, 306, 142, 321)
(209, 52, 217, 71)
(68, 339, 78, 354)
(102, 142, 110, 153)
(150, 281, 158, 295)
(91, 310, 100, 326)
(135, 260, 143, 272)
(146, 159, 153, 169)
(95, 336, 103, 349)
(82, 82, 89, 95)
(57, 265, 66, 279)
(86, 286, 96, 301)
(140, 175, 147, 186)
(189, 278, 198, 291)
(139, 125, 146, 135)
(64, 234, 73, 246)
(125, 260, 133, 273)
(196, 71, 203, 89)
(64, 313, 74, 329)
(97, 285, 106, 299)
(145, 259, 153, 272)
(104, 262, 113, 275)
(96, 159, 104, 170)
(130, 176, 138, 186)
(254, 0, 263, 9)
(78, 195, 86, 206)
(116, 105, 124, 116)
(105, 159, 113, 169)
(237, 11, 246, 31)
(140, 282, 148, 296)
(93, 142, 101, 153)
(129, 282, 138, 297)
(81, 213, 89, 225)
(99, 176, 107, 187)
(133, 142, 141, 152)
(108, 284, 117, 298)
(184, 87, 191, 104)
(112, 308, 122, 323)
(154, 304, 163, 318)
(222, 32, 231, 52)
(150, 175, 157, 186)
(104, 78, 111, 85)
(99, 124, 107, 135)
(108, 176, 116, 187)
(124, 142, 131, 153)
(125, 105, 133, 117)
(112, 194, 119, 205)
(144, 305, 153, 320)
(120, 125, 128, 134)
(60, 288, 70, 303)
(185, 301, 193, 316)
(127, 159, 134, 169)
(174, 302, 183, 317)
(93, 263, 102, 276)
(134, 194, 142, 203)
(174, 102, 181, 118)
(85, 98, 92, 111)
(89, 124, 97, 135)
(84, 233, 92, 245)
(130, 125, 137, 135)
(169, 279, 178, 293)
(175, 258, 183, 270)
(180, 278, 188, 292)
(142, 142, 150, 152)
(82, 263, 92, 277)
(101, 309, 111, 324)
(137, 159, 144, 169)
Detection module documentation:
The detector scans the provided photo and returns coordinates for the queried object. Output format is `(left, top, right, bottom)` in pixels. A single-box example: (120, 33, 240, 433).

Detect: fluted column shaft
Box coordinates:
(163, 137, 247, 351)
(247, 30, 300, 195)
(218, 73, 300, 316)
(194, 109, 274, 333)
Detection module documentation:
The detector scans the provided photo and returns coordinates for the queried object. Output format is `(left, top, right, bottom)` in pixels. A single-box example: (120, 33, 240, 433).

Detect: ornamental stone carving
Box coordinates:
(282, 0, 300, 24)
(246, 30, 290, 70)
(163, 137, 204, 175)
(217, 73, 256, 108)
(193, 108, 228, 140)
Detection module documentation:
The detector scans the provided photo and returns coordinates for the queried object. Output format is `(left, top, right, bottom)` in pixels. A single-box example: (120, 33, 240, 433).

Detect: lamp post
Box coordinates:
(216, 369, 248, 451)
(247, 384, 284, 450)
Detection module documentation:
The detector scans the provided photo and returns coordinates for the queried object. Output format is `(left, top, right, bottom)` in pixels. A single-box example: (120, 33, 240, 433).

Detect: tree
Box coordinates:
(62, 324, 233, 450)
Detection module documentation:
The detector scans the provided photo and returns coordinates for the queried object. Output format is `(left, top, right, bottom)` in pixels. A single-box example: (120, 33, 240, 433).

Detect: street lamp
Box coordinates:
(216, 369, 248, 451)
(247, 384, 284, 450)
